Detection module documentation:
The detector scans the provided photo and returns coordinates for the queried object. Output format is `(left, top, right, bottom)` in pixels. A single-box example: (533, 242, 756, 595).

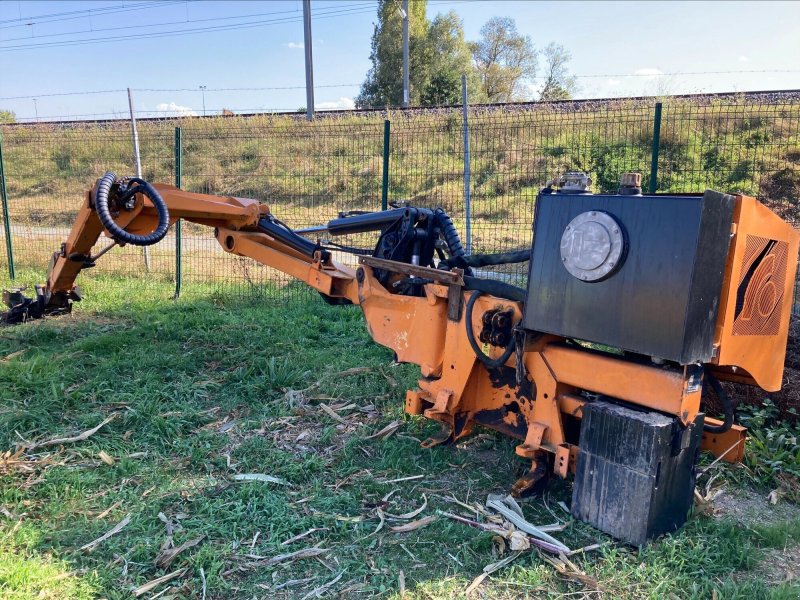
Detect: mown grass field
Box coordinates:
(2, 271, 800, 599)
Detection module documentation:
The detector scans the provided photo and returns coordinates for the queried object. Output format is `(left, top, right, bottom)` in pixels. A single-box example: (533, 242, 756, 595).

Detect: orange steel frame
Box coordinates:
(44, 182, 796, 491)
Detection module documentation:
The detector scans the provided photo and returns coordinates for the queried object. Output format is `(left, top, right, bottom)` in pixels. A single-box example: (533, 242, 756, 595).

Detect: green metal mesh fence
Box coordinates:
(0, 94, 798, 302)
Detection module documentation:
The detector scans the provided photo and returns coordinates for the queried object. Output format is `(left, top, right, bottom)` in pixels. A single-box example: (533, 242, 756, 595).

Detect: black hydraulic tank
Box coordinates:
(523, 190, 735, 364)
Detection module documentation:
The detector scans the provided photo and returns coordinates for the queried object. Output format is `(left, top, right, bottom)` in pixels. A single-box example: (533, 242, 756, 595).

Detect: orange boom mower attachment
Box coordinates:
(3, 171, 797, 546)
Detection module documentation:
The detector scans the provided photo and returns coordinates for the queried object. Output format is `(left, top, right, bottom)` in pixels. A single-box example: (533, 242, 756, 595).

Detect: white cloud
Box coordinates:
(524, 81, 544, 98)
(738, 55, 749, 62)
(316, 97, 355, 110)
(634, 68, 665, 80)
(285, 41, 304, 49)
(154, 102, 197, 117)
(607, 78, 621, 86)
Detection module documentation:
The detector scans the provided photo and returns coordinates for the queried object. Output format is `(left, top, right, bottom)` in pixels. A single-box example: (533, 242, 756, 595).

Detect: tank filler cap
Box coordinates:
(618, 172, 643, 195)
(560, 211, 626, 282)
(556, 171, 592, 194)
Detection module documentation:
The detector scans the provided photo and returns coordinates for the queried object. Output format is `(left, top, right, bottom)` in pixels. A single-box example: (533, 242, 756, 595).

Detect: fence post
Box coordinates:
(649, 101, 663, 194)
(461, 74, 472, 254)
(0, 131, 15, 280)
(128, 88, 151, 272)
(381, 119, 390, 211)
(174, 127, 182, 299)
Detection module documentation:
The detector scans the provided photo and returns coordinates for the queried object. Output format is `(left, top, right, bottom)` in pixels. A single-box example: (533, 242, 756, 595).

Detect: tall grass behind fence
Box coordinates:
(180, 119, 385, 293)
(0, 94, 798, 301)
(658, 101, 800, 228)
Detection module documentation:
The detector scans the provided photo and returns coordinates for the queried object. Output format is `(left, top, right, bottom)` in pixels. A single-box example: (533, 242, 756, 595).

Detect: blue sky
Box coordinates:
(1, 0, 798, 121)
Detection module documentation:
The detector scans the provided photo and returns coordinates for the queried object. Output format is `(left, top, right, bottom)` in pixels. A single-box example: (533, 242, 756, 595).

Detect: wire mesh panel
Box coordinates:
(0, 121, 176, 293)
(658, 98, 800, 225)
(467, 103, 655, 285)
(179, 116, 385, 299)
(1, 93, 799, 304)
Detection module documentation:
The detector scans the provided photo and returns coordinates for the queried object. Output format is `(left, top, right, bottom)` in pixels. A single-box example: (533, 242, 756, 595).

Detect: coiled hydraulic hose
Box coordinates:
(465, 290, 518, 369)
(703, 369, 735, 434)
(94, 172, 170, 246)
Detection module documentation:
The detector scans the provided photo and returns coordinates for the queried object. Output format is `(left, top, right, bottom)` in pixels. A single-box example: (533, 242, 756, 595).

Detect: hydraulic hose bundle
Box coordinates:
(94, 172, 170, 246)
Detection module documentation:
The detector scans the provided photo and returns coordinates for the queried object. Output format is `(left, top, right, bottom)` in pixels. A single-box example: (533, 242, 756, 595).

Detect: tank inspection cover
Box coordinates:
(560, 211, 625, 282)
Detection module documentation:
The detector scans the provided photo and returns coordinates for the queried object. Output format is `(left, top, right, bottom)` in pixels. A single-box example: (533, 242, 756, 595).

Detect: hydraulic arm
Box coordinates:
(3, 171, 798, 546)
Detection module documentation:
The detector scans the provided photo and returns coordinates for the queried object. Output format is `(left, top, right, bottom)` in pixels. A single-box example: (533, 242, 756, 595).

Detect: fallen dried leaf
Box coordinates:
(541, 553, 600, 589)
(381, 474, 424, 484)
(0, 448, 56, 475)
(27, 414, 117, 451)
(365, 420, 401, 440)
(300, 570, 344, 600)
(319, 403, 347, 424)
(335, 367, 372, 377)
(155, 536, 204, 569)
(233, 473, 291, 486)
(266, 577, 314, 591)
(280, 527, 328, 546)
(387, 495, 427, 520)
(132, 568, 187, 597)
(80, 514, 132, 552)
(390, 515, 437, 533)
(369, 508, 386, 537)
(465, 551, 522, 595)
(2, 349, 26, 362)
(509, 530, 530, 551)
(98, 451, 115, 466)
(95, 500, 121, 520)
(218, 419, 238, 434)
(251, 546, 329, 566)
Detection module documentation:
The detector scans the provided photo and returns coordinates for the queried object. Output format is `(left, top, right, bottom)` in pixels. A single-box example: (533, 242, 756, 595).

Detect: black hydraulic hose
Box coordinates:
(94, 172, 170, 246)
(439, 249, 531, 271)
(703, 369, 734, 434)
(258, 216, 328, 260)
(465, 290, 518, 369)
(463, 275, 526, 303)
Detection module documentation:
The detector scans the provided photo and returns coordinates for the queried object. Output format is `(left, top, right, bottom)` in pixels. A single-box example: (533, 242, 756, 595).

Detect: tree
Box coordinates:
(0, 110, 15, 124)
(419, 12, 484, 106)
(356, 0, 430, 108)
(471, 17, 536, 102)
(538, 43, 578, 101)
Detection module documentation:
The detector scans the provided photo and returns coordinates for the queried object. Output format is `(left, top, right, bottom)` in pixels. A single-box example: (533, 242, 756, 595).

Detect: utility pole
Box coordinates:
(127, 88, 150, 272)
(32, 98, 38, 121)
(303, 0, 314, 120)
(402, 0, 409, 108)
(199, 85, 207, 116)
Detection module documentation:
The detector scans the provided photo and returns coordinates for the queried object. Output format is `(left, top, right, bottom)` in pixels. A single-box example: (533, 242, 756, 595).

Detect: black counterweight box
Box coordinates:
(523, 190, 735, 363)
(571, 400, 704, 546)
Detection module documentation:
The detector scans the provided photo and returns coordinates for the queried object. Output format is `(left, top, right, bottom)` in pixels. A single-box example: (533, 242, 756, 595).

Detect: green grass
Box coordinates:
(1, 273, 799, 598)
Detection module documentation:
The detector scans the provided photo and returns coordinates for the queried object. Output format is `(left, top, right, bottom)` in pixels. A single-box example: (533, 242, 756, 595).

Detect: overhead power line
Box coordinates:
(572, 69, 800, 79)
(0, 0, 464, 51)
(0, 2, 374, 41)
(0, 1, 182, 30)
(0, 3, 378, 50)
(0, 84, 361, 101)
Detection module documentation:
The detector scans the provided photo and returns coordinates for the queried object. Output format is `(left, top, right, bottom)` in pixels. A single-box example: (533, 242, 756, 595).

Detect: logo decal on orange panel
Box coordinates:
(732, 235, 787, 336)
